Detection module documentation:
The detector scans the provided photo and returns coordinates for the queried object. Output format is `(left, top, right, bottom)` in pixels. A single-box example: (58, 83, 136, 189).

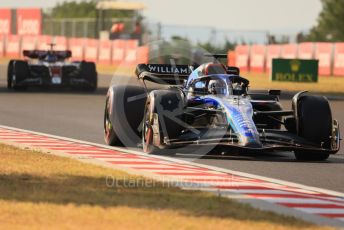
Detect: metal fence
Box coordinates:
(42, 18, 134, 38)
(42, 18, 297, 47)
(146, 22, 270, 46)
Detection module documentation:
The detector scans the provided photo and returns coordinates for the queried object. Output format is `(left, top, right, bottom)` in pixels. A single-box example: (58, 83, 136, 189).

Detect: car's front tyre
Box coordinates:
(104, 85, 146, 147)
(293, 93, 332, 161)
(142, 91, 184, 154)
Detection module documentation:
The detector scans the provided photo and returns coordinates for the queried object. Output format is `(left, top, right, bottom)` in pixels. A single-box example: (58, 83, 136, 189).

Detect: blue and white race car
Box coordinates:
(104, 58, 340, 161)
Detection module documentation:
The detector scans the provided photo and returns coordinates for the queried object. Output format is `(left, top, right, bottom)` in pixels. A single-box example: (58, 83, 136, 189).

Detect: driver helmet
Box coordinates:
(46, 52, 57, 62)
(208, 79, 227, 95)
(232, 81, 245, 95)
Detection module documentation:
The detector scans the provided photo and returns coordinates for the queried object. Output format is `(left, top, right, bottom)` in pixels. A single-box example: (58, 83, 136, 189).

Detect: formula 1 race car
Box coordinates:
(7, 44, 97, 91)
(104, 58, 340, 161)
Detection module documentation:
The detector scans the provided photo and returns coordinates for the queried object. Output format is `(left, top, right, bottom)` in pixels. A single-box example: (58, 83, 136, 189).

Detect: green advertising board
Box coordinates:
(271, 59, 319, 83)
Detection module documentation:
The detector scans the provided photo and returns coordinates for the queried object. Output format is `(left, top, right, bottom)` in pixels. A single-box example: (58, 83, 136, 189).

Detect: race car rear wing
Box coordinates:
(136, 64, 192, 85)
(23, 50, 72, 60)
(136, 64, 240, 85)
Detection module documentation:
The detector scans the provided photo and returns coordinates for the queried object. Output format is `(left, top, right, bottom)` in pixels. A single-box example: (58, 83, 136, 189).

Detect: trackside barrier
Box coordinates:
(315, 42, 333, 76)
(16, 8, 42, 36)
(0, 34, 148, 68)
(234, 45, 250, 72)
(0, 35, 5, 57)
(0, 9, 11, 34)
(281, 44, 297, 59)
(53, 36, 67, 50)
(98, 40, 112, 65)
(123, 39, 139, 66)
(232, 43, 344, 76)
(266, 44, 281, 72)
(21, 35, 37, 56)
(2, 31, 344, 77)
(227, 51, 236, 67)
(333, 43, 344, 76)
(2, 33, 344, 77)
(6, 35, 21, 58)
(37, 35, 53, 50)
(298, 42, 314, 59)
(136, 46, 149, 64)
(84, 39, 98, 63)
(112, 39, 126, 65)
(68, 38, 85, 61)
(250, 44, 266, 73)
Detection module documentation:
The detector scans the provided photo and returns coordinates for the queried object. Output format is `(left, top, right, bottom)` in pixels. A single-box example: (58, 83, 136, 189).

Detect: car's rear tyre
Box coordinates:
(104, 85, 146, 147)
(7, 60, 14, 89)
(80, 61, 97, 91)
(12, 61, 29, 91)
(293, 94, 332, 161)
(142, 92, 184, 154)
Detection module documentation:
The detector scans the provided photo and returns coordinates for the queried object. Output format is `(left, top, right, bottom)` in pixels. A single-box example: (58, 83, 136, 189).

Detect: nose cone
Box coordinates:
(240, 134, 262, 149)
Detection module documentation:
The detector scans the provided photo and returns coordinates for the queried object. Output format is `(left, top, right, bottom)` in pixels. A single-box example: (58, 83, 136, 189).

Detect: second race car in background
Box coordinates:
(7, 44, 97, 91)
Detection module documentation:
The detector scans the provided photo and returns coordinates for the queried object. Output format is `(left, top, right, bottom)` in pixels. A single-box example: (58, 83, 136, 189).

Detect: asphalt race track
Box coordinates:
(0, 64, 343, 192)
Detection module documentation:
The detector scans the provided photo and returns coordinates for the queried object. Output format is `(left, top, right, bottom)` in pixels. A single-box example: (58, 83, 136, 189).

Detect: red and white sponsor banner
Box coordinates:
(315, 42, 333, 76)
(98, 40, 112, 65)
(298, 42, 314, 60)
(0, 8, 11, 34)
(227, 51, 236, 67)
(136, 46, 149, 64)
(333, 43, 344, 76)
(250, 45, 266, 72)
(112, 39, 126, 65)
(281, 44, 297, 59)
(84, 39, 98, 62)
(0, 34, 5, 57)
(37, 35, 53, 50)
(124, 39, 139, 66)
(234, 45, 250, 72)
(17, 8, 42, 35)
(68, 38, 85, 61)
(6, 35, 21, 58)
(1, 126, 344, 224)
(21, 35, 37, 56)
(266, 45, 281, 72)
(53, 36, 67, 50)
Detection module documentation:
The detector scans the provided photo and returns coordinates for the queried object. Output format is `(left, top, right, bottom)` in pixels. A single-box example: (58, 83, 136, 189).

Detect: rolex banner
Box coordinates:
(271, 59, 319, 83)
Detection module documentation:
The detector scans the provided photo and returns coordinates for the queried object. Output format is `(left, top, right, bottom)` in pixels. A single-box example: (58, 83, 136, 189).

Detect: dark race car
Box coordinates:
(7, 44, 97, 91)
(104, 58, 340, 161)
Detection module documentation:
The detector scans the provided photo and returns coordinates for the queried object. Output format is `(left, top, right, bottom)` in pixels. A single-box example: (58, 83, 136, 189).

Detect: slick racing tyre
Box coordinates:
(80, 61, 97, 91)
(7, 60, 14, 89)
(104, 85, 146, 147)
(11, 61, 29, 90)
(142, 91, 184, 154)
(293, 94, 332, 161)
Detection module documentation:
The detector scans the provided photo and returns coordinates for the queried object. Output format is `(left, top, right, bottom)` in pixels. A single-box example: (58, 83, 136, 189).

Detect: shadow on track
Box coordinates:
(0, 86, 109, 96)
(173, 150, 344, 163)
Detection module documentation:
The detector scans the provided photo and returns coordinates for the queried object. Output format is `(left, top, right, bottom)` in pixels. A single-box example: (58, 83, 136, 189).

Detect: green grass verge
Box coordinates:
(0, 144, 330, 229)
